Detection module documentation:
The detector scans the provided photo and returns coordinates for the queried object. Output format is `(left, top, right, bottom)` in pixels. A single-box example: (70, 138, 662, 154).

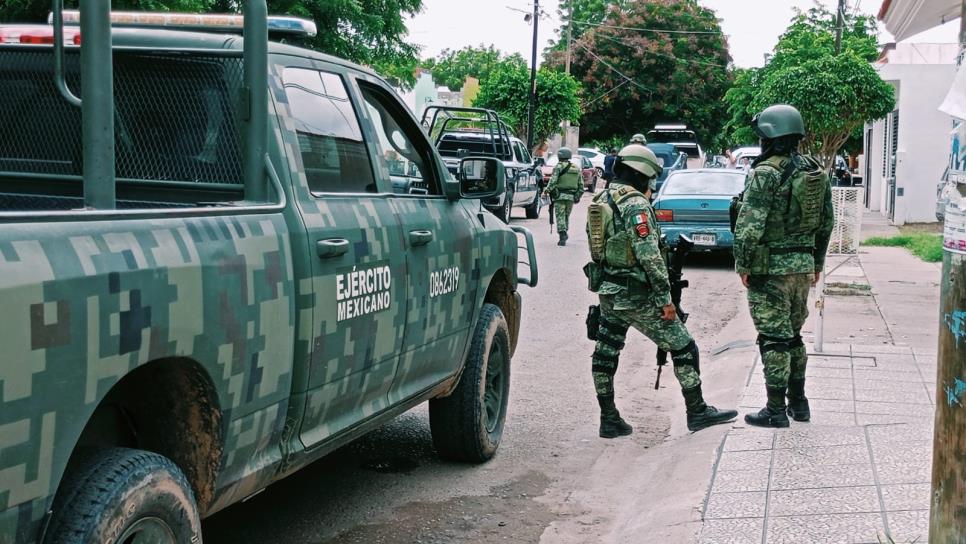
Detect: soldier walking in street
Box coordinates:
(733, 104, 835, 428)
(584, 144, 738, 437)
(546, 147, 583, 246)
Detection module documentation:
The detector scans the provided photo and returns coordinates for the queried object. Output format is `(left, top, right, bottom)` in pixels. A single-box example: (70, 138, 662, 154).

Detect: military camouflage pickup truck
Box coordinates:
(0, 5, 537, 543)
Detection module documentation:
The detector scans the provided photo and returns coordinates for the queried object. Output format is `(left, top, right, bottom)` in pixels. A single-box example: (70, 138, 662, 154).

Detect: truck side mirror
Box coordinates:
(459, 157, 506, 199)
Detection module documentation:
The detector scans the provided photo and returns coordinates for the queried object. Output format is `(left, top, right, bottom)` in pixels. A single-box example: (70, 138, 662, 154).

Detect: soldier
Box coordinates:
(585, 144, 738, 437)
(733, 104, 835, 428)
(545, 147, 583, 246)
(630, 133, 647, 145)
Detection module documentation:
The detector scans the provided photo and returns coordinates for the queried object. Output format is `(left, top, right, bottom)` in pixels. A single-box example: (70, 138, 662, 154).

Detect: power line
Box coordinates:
(593, 31, 729, 68)
(572, 19, 722, 35)
(583, 79, 630, 107)
(573, 41, 652, 97)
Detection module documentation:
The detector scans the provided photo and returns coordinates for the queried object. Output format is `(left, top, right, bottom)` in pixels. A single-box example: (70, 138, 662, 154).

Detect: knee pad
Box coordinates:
(671, 340, 700, 373)
(592, 350, 619, 375)
(597, 317, 628, 350)
(790, 335, 805, 349)
(757, 334, 796, 355)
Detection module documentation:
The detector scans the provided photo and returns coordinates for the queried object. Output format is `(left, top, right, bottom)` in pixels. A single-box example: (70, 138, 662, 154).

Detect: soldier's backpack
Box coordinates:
(728, 156, 796, 233)
(587, 185, 641, 267)
(728, 154, 829, 234)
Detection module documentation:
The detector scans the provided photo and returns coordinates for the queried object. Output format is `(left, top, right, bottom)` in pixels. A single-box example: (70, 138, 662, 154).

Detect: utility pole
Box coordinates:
(526, 0, 539, 152)
(834, 0, 845, 55)
(931, 4, 966, 542)
(560, 1, 573, 151)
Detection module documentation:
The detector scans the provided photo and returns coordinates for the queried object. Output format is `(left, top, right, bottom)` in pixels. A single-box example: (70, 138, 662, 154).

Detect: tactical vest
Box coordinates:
(555, 162, 581, 193)
(587, 185, 641, 269)
(752, 154, 828, 244)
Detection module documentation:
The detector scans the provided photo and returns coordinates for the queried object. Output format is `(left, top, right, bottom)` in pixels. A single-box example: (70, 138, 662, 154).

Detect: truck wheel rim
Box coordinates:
(483, 341, 507, 433)
(118, 516, 177, 544)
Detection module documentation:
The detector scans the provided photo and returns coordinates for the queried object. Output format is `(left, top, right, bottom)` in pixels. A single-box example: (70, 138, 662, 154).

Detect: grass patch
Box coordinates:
(863, 231, 943, 262)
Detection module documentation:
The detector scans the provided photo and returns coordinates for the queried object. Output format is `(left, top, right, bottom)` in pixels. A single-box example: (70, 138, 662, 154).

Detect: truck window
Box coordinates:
(359, 84, 439, 196)
(514, 142, 531, 164)
(282, 67, 375, 194)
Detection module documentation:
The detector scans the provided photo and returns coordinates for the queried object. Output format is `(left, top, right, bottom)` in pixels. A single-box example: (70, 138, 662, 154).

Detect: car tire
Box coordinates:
(595, 167, 604, 178)
(495, 189, 513, 223)
(429, 303, 511, 463)
(525, 190, 541, 219)
(45, 448, 201, 544)
(589, 176, 597, 193)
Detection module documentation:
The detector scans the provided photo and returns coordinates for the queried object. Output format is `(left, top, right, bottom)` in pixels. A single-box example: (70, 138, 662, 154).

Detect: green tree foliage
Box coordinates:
(474, 60, 581, 151)
(423, 45, 525, 91)
(546, 0, 627, 53)
(547, 0, 732, 145)
(722, 6, 892, 166)
(0, 0, 423, 69)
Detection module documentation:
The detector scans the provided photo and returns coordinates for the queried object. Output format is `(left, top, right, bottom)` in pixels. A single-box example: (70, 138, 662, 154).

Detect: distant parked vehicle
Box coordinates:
(647, 124, 704, 169)
(652, 169, 747, 252)
(579, 156, 599, 192)
(731, 146, 760, 170)
(577, 147, 606, 177)
(646, 143, 688, 192)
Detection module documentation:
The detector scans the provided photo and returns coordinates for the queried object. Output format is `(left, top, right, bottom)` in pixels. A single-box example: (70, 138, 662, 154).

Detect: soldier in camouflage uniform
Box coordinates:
(585, 144, 738, 437)
(546, 147, 583, 246)
(734, 104, 835, 428)
(629, 133, 647, 145)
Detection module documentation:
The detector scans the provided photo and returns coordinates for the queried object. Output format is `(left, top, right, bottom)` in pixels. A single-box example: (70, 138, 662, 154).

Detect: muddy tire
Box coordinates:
(430, 303, 511, 463)
(45, 448, 201, 544)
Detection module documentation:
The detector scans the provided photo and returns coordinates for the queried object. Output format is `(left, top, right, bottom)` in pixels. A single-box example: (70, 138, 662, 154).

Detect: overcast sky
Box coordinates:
(406, 0, 960, 68)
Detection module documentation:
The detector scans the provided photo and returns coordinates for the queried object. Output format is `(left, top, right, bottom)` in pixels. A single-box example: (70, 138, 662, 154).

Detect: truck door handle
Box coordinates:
(317, 238, 349, 259)
(409, 230, 434, 246)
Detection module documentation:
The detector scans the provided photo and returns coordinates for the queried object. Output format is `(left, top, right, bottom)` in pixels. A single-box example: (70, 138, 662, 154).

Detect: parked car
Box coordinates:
(541, 154, 587, 189)
(731, 146, 760, 170)
(0, 11, 539, 544)
(424, 107, 542, 222)
(646, 143, 688, 192)
(652, 169, 747, 251)
(647, 124, 705, 169)
(577, 147, 606, 177)
(579, 156, 600, 192)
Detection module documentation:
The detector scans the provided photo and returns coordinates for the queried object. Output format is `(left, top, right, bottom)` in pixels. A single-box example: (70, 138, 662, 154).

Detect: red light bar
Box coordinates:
(0, 25, 80, 45)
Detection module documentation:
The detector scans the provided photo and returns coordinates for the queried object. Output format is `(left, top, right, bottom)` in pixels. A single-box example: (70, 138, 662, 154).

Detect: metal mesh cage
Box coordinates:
(828, 187, 864, 255)
(0, 48, 244, 185)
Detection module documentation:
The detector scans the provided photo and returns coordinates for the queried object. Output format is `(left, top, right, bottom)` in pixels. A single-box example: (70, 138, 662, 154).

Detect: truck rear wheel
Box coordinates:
(430, 303, 510, 463)
(45, 448, 201, 544)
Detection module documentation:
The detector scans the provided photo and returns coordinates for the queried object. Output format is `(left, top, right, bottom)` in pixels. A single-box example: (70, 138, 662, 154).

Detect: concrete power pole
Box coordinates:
(930, 2, 966, 542)
(561, 2, 574, 150)
(834, 0, 845, 55)
(526, 0, 539, 152)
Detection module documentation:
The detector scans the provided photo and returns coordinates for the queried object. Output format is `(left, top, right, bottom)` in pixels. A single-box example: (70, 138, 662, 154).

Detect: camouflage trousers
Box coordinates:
(592, 294, 700, 397)
(554, 199, 574, 233)
(747, 274, 811, 393)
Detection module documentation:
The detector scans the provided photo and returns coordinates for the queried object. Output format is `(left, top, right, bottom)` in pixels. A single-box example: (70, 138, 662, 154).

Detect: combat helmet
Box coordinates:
(617, 144, 662, 192)
(557, 147, 573, 160)
(629, 133, 647, 145)
(752, 104, 805, 139)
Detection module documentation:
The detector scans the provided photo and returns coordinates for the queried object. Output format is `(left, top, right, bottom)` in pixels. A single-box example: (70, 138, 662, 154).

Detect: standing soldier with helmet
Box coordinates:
(629, 133, 647, 145)
(546, 147, 583, 246)
(733, 104, 835, 428)
(584, 144, 738, 437)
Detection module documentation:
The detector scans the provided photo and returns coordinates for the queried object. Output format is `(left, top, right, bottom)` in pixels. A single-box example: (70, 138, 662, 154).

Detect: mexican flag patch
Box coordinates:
(632, 213, 649, 237)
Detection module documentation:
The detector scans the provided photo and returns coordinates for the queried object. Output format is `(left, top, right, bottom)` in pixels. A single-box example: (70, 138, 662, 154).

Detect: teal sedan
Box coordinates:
(652, 169, 746, 251)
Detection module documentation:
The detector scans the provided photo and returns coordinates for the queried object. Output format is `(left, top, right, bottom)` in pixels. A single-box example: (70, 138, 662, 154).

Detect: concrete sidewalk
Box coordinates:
(696, 239, 940, 542)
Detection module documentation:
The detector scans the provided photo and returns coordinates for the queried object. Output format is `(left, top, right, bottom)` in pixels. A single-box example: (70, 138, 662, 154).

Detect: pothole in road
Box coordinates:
(326, 471, 555, 544)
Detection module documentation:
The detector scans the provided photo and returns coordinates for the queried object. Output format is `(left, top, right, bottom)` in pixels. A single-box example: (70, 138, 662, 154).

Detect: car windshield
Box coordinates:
(662, 172, 744, 195)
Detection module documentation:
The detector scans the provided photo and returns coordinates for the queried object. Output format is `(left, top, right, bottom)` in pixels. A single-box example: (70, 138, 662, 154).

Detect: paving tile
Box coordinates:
(768, 486, 880, 516)
(854, 368, 925, 383)
(850, 344, 913, 355)
(854, 378, 923, 392)
(866, 423, 934, 445)
(809, 399, 855, 413)
(873, 442, 933, 485)
(704, 491, 766, 519)
(716, 450, 772, 472)
(739, 395, 767, 408)
(856, 413, 933, 426)
(805, 377, 856, 389)
(773, 426, 865, 449)
(808, 386, 855, 401)
(806, 367, 853, 379)
(712, 470, 771, 493)
(807, 411, 857, 425)
(887, 510, 929, 543)
(881, 483, 931, 512)
(698, 517, 764, 544)
(855, 387, 931, 404)
(724, 431, 775, 452)
(771, 462, 876, 490)
(766, 513, 888, 544)
(809, 357, 855, 369)
(854, 401, 935, 417)
(773, 445, 871, 469)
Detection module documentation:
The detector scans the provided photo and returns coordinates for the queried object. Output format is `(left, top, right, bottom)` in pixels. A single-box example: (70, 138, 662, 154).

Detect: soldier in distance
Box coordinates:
(545, 147, 583, 246)
(629, 133, 647, 145)
(585, 144, 738, 437)
(733, 104, 835, 428)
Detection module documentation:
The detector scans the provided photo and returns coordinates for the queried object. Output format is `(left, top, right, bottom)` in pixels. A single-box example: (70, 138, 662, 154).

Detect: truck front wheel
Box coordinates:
(430, 303, 511, 463)
(45, 448, 201, 544)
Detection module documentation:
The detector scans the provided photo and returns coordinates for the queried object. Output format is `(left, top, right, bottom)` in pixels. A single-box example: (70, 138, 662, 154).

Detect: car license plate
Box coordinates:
(692, 233, 716, 246)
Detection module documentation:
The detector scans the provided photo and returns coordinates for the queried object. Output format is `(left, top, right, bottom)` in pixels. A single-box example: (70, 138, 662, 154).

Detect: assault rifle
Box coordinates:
(655, 234, 694, 390)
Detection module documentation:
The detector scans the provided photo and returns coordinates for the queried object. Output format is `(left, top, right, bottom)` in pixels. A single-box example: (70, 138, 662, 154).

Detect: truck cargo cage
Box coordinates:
(420, 106, 515, 163)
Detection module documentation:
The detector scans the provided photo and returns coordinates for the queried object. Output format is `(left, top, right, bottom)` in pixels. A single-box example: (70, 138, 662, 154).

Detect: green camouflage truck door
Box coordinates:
(355, 84, 478, 404)
(277, 65, 406, 448)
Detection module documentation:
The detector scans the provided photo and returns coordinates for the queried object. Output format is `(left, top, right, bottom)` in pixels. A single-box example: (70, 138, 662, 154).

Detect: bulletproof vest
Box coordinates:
(555, 161, 581, 192)
(587, 185, 642, 268)
(756, 155, 827, 243)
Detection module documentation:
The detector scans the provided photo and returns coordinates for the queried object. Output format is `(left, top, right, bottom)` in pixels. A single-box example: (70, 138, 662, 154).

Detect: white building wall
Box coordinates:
(864, 61, 957, 224)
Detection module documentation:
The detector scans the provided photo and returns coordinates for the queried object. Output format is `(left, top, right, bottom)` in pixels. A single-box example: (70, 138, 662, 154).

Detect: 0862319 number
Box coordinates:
(429, 266, 460, 298)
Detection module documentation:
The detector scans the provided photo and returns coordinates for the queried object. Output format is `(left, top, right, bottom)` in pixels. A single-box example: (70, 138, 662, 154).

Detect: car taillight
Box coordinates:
(656, 209, 673, 222)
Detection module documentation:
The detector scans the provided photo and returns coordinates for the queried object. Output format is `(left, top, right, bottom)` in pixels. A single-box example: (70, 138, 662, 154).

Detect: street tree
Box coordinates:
(473, 60, 581, 152)
(424, 45, 525, 91)
(546, 0, 627, 54)
(722, 6, 892, 165)
(547, 0, 731, 146)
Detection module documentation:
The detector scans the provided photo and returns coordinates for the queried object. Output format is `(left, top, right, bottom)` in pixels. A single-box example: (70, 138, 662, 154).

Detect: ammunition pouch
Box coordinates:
(584, 261, 604, 292)
(602, 273, 649, 296)
(750, 246, 770, 275)
(586, 305, 601, 340)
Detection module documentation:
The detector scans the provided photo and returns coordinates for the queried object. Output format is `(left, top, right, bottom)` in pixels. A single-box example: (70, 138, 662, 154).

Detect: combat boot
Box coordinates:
(682, 386, 738, 432)
(745, 386, 791, 428)
(597, 394, 632, 438)
(786, 378, 810, 422)
(558, 232, 568, 246)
